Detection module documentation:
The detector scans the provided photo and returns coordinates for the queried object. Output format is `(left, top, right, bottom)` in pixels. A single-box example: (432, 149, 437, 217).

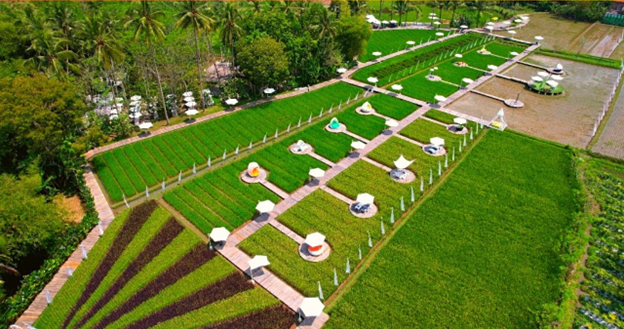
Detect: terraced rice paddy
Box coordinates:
(360, 29, 448, 62)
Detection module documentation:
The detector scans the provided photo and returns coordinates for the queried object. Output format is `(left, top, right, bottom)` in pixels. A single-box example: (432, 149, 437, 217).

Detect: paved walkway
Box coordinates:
(259, 179, 291, 200)
(470, 89, 507, 103)
(495, 73, 528, 85)
(308, 151, 336, 167)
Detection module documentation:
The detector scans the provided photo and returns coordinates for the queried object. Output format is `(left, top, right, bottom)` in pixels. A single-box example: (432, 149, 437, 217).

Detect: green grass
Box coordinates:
(424, 109, 457, 124)
(93, 82, 362, 202)
(400, 118, 464, 147)
(368, 137, 441, 178)
(535, 48, 622, 69)
(400, 72, 460, 103)
(326, 130, 579, 328)
(360, 29, 447, 62)
(367, 93, 419, 120)
(433, 60, 485, 85)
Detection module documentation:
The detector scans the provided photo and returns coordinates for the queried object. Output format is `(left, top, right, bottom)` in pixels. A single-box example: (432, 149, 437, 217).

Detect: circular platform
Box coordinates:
(454, 61, 468, 67)
(426, 75, 442, 82)
(289, 142, 313, 155)
(504, 99, 524, 108)
(477, 50, 491, 55)
(390, 169, 416, 184)
(299, 242, 331, 262)
(446, 124, 469, 135)
(547, 68, 564, 75)
(240, 168, 267, 184)
(349, 202, 378, 218)
(528, 82, 564, 96)
(422, 144, 447, 157)
(325, 123, 347, 133)
(355, 107, 375, 116)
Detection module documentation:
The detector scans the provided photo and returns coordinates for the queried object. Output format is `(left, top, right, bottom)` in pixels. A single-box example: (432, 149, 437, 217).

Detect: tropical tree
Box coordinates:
(348, 1, 367, 16)
(175, 1, 214, 109)
(25, 31, 80, 81)
(446, 1, 465, 27)
(393, 0, 409, 25)
(125, 1, 170, 124)
(218, 2, 243, 73)
(470, 0, 489, 27)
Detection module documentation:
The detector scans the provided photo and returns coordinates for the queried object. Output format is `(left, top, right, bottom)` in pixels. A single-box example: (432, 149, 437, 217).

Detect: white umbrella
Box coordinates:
(434, 95, 447, 103)
(454, 117, 467, 125)
(433, 22, 442, 26)
(391, 84, 403, 91)
(531, 76, 543, 82)
(263, 88, 276, 94)
(537, 71, 549, 77)
(534, 36, 544, 41)
(382, 20, 389, 24)
(351, 140, 366, 150)
(182, 91, 193, 97)
(166, 94, 176, 99)
(298, 298, 325, 318)
(486, 22, 494, 26)
(186, 109, 199, 116)
(367, 77, 378, 84)
(109, 108, 118, 115)
(138, 122, 153, 130)
(129, 112, 142, 119)
(356, 193, 375, 205)
(209, 227, 230, 242)
(510, 51, 519, 56)
(130, 95, 142, 101)
(225, 98, 239, 106)
(432, 17, 439, 20)
(406, 41, 416, 45)
(487, 65, 498, 70)
(185, 101, 197, 108)
(503, 20, 511, 25)
(508, 30, 517, 35)
(372, 51, 382, 57)
(430, 137, 445, 146)
(202, 89, 211, 95)
(109, 114, 118, 120)
(130, 100, 141, 107)
(115, 97, 124, 103)
(455, 54, 463, 58)
(546, 80, 559, 88)
(393, 155, 414, 169)
(555, 63, 563, 70)
(435, 31, 444, 36)
(184, 96, 195, 102)
(248, 255, 270, 270)
(462, 78, 474, 84)
(514, 19, 522, 23)
(460, 25, 468, 29)
(309, 168, 326, 178)
(385, 119, 399, 127)
(305, 232, 326, 247)
(256, 200, 275, 214)
(522, 16, 529, 21)
(551, 75, 563, 81)
(486, 26, 494, 31)
(337, 67, 347, 74)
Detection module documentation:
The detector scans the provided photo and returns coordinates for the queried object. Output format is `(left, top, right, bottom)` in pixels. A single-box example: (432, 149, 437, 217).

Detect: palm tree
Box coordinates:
(312, 9, 338, 42)
(175, 1, 213, 110)
(471, 0, 489, 27)
(446, 1, 464, 27)
(393, 1, 409, 25)
(247, 0, 263, 14)
(218, 2, 243, 74)
(25, 30, 80, 81)
(378, 0, 384, 22)
(125, 1, 170, 124)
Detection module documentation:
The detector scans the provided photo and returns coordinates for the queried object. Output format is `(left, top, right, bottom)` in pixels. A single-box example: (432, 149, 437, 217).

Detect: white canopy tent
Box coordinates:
(305, 232, 326, 247)
(256, 200, 276, 214)
(182, 91, 193, 97)
(209, 227, 230, 242)
(248, 255, 270, 271)
(225, 98, 239, 106)
(393, 155, 414, 169)
(430, 137, 445, 146)
(356, 193, 375, 205)
(298, 298, 325, 318)
(337, 67, 347, 74)
(309, 168, 326, 178)
(185, 109, 199, 116)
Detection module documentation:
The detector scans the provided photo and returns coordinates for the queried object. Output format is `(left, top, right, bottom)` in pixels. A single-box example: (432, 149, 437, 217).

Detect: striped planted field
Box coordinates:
(35, 201, 294, 329)
(92, 82, 362, 203)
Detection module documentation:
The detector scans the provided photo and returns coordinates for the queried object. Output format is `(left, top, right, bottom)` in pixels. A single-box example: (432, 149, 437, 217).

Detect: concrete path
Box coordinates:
(308, 151, 336, 167)
(259, 179, 291, 200)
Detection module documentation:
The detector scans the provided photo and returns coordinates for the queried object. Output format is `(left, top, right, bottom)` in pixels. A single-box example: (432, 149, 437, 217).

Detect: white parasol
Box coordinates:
(430, 137, 445, 146)
(455, 54, 463, 58)
(298, 298, 325, 318)
(487, 64, 498, 70)
(185, 101, 197, 108)
(256, 200, 275, 214)
(367, 77, 378, 84)
(225, 98, 239, 106)
(356, 193, 375, 205)
(263, 88, 276, 94)
(372, 51, 382, 57)
(510, 51, 519, 56)
(209, 227, 230, 242)
(435, 31, 444, 36)
(351, 140, 366, 150)
(184, 96, 195, 102)
(185, 109, 199, 116)
(406, 41, 416, 45)
(248, 255, 270, 270)
(391, 84, 403, 91)
(385, 119, 399, 127)
(305, 232, 326, 247)
(309, 168, 326, 178)
(434, 95, 447, 103)
(534, 36, 544, 41)
(393, 155, 414, 169)
(454, 117, 467, 125)
(508, 30, 517, 35)
(337, 67, 347, 74)
(138, 122, 153, 130)
(462, 78, 474, 84)
(460, 25, 468, 29)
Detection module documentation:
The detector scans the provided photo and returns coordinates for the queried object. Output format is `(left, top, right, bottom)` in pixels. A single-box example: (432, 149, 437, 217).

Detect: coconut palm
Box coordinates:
(470, 0, 489, 27)
(392, 0, 409, 25)
(446, 1, 465, 27)
(175, 1, 214, 109)
(125, 1, 170, 124)
(25, 31, 80, 81)
(218, 2, 243, 73)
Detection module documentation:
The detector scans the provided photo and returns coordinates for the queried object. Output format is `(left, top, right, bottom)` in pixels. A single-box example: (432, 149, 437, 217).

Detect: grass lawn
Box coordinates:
(366, 1, 502, 27)
(326, 130, 579, 328)
(360, 29, 447, 62)
(400, 118, 465, 147)
(399, 71, 460, 103)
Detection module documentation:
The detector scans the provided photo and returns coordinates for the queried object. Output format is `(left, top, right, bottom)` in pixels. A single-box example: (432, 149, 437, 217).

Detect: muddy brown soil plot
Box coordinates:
(495, 12, 589, 50)
(593, 90, 624, 160)
(447, 55, 619, 148)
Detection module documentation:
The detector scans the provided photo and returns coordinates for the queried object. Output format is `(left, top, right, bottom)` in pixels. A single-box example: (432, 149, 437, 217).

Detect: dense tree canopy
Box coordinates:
(237, 36, 289, 94)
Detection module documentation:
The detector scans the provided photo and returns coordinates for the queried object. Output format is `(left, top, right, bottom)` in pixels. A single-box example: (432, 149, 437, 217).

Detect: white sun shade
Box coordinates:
(138, 122, 153, 130)
(454, 117, 467, 125)
(184, 96, 195, 102)
(372, 51, 382, 56)
(129, 112, 142, 119)
(390, 20, 397, 24)
(546, 80, 559, 88)
(202, 89, 211, 95)
(522, 16, 529, 20)
(433, 22, 441, 26)
(455, 54, 463, 58)
(130, 100, 141, 107)
(430, 137, 445, 146)
(531, 76, 543, 82)
(406, 41, 416, 45)
(460, 25, 468, 29)
(385, 119, 399, 127)
(248, 255, 270, 270)
(435, 31, 444, 36)
(264, 88, 276, 94)
(391, 84, 403, 91)
(225, 98, 238, 105)
(486, 26, 494, 31)
(382, 20, 389, 24)
(305, 232, 326, 247)
(556, 63, 563, 70)
(351, 140, 366, 150)
(309, 168, 326, 178)
(185, 101, 197, 108)
(186, 109, 199, 116)
(256, 200, 276, 214)
(434, 95, 447, 102)
(337, 67, 347, 73)
(551, 75, 563, 81)
(432, 17, 439, 20)
(462, 78, 474, 84)
(367, 77, 378, 83)
(537, 71, 549, 77)
(514, 19, 522, 23)
(109, 114, 118, 120)
(110, 108, 118, 115)
(393, 155, 414, 169)
(487, 65, 498, 70)
(356, 193, 375, 205)
(299, 298, 325, 318)
(209, 227, 230, 242)
(503, 20, 511, 25)
(535, 36, 544, 40)
(510, 51, 519, 56)
(508, 30, 517, 35)
(486, 22, 494, 26)
(131, 95, 142, 101)
(182, 91, 193, 97)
